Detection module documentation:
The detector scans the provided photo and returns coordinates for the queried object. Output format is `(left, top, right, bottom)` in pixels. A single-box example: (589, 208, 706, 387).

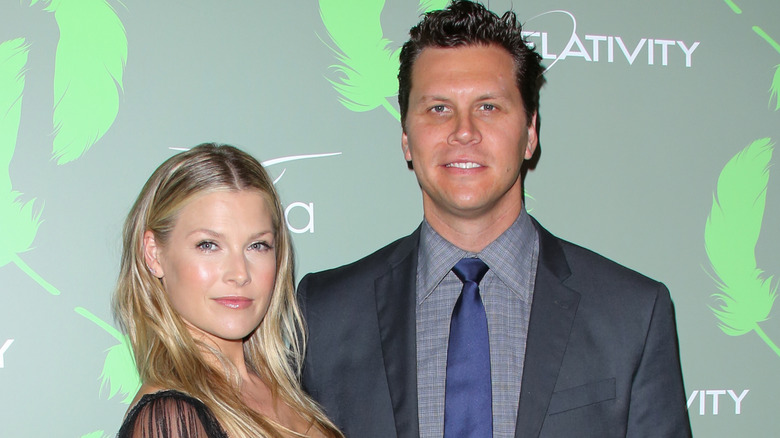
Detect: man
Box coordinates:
(299, 1, 691, 437)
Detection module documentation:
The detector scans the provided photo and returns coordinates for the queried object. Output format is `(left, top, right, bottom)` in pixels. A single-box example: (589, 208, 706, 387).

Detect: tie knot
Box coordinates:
(452, 257, 489, 285)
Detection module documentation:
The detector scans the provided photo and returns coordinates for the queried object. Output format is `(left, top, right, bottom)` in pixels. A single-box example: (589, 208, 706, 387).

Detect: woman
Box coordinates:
(114, 144, 342, 437)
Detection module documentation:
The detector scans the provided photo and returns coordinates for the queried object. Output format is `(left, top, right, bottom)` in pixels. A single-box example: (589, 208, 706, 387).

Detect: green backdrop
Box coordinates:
(1, 0, 779, 436)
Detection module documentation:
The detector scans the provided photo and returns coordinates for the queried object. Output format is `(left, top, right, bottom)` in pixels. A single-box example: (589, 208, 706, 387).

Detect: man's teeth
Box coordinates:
(446, 162, 481, 169)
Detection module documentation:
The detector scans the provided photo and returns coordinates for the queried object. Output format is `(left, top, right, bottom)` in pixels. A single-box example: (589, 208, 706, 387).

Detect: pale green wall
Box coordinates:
(1, 0, 779, 436)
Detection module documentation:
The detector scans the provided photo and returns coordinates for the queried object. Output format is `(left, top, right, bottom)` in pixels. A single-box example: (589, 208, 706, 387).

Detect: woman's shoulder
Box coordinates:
(129, 388, 206, 410)
(126, 383, 163, 407)
(117, 389, 228, 438)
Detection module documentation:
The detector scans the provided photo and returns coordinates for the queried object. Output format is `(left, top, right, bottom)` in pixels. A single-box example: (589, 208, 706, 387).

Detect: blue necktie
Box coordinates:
(444, 257, 492, 438)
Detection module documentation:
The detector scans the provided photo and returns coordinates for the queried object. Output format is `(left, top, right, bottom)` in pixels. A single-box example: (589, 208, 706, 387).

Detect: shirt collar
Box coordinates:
(417, 209, 538, 305)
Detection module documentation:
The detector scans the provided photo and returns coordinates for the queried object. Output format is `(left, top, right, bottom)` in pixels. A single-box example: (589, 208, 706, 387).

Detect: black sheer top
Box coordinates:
(116, 390, 228, 438)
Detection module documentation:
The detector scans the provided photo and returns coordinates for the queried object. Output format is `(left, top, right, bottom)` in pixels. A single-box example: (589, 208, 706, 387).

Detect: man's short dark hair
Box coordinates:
(398, 0, 544, 128)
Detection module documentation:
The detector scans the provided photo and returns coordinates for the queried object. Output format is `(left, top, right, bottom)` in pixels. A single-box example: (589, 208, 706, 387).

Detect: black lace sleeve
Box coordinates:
(116, 390, 228, 438)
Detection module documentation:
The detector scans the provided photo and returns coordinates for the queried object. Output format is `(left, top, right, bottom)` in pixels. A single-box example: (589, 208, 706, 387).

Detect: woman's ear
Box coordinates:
(143, 230, 164, 278)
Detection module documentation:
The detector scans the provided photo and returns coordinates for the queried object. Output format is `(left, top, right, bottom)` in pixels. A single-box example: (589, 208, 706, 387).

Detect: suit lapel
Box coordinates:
(375, 229, 421, 438)
(371, 222, 579, 437)
(516, 221, 580, 437)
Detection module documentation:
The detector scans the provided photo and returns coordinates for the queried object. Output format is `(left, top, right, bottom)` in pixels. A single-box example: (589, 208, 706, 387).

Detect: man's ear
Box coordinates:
(143, 230, 164, 278)
(524, 112, 539, 160)
(402, 130, 412, 163)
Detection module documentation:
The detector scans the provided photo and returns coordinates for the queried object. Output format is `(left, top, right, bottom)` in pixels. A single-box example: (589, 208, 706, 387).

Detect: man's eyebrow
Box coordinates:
(476, 93, 505, 100)
(417, 95, 452, 103)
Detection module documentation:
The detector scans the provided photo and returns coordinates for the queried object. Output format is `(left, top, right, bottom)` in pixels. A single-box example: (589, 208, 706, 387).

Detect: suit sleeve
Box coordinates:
(626, 284, 691, 437)
(297, 274, 316, 397)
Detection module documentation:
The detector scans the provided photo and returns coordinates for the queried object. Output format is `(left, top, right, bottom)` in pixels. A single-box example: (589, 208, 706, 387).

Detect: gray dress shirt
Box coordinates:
(416, 209, 540, 438)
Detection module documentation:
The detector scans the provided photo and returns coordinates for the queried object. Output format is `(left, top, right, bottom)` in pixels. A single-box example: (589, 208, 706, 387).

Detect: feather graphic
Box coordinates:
(46, 0, 127, 164)
(0, 38, 28, 194)
(0, 192, 43, 267)
(319, 0, 401, 120)
(0, 38, 56, 294)
(0, 186, 57, 293)
(419, 0, 449, 13)
(721, 0, 742, 14)
(75, 307, 140, 403)
(705, 138, 779, 357)
(80, 431, 109, 438)
(753, 26, 780, 55)
(771, 65, 780, 111)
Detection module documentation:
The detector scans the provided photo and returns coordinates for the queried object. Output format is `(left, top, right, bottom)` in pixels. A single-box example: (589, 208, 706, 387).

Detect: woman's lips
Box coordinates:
(213, 297, 253, 309)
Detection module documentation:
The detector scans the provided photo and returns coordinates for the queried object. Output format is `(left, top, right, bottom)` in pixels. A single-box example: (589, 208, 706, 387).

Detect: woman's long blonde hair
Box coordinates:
(113, 143, 342, 437)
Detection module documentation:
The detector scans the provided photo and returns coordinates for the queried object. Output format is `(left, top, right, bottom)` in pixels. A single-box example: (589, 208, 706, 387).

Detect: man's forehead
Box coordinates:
(409, 44, 519, 93)
(411, 44, 516, 75)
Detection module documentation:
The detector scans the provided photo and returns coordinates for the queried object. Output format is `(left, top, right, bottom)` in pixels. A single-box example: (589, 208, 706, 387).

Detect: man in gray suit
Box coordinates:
(299, 1, 691, 437)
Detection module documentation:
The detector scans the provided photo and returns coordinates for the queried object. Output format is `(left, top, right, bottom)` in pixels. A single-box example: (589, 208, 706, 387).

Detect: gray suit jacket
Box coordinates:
(299, 219, 691, 437)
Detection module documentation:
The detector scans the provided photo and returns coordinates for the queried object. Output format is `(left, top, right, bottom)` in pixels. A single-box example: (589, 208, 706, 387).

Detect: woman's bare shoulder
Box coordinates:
(127, 384, 163, 410)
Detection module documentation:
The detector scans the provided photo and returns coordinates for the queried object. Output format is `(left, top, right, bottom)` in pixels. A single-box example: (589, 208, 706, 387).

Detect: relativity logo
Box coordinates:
(687, 389, 749, 415)
(522, 10, 700, 69)
(263, 153, 342, 234)
(0, 339, 13, 368)
(169, 149, 342, 234)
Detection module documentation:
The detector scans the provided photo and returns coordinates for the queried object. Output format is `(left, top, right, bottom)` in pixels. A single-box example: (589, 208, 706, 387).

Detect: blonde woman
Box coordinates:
(114, 144, 342, 438)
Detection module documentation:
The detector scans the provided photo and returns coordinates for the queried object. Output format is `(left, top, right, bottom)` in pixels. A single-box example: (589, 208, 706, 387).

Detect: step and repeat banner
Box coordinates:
(1, 0, 779, 436)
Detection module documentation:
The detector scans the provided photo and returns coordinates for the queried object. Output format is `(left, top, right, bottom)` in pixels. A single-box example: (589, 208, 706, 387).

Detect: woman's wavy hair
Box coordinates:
(113, 143, 342, 437)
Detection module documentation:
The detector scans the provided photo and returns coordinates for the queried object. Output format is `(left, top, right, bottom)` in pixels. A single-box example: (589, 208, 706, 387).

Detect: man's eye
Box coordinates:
(480, 103, 496, 111)
(431, 104, 447, 113)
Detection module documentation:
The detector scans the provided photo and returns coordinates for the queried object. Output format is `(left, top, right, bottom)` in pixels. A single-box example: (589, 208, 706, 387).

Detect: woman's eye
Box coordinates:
(196, 241, 217, 251)
(249, 241, 272, 252)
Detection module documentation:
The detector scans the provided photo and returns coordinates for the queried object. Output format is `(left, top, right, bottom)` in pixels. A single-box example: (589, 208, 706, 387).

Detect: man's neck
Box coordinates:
(423, 203, 523, 253)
